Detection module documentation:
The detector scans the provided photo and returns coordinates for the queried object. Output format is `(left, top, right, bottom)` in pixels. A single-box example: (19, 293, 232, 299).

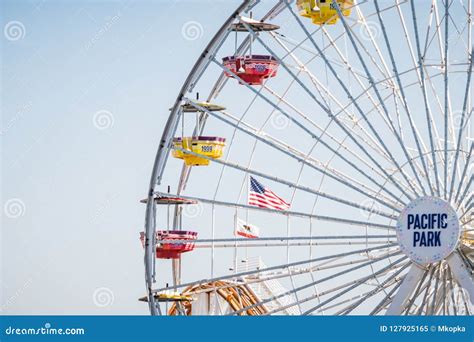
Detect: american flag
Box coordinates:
(248, 176, 290, 211)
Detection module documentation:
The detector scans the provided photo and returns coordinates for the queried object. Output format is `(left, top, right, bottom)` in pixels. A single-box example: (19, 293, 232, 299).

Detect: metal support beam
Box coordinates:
(447, 252, 474, 305)
(386, 263, 424, 315)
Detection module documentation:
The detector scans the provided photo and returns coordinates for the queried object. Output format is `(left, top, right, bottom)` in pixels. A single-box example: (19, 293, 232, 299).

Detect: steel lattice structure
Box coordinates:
(143, 0, 473, 316)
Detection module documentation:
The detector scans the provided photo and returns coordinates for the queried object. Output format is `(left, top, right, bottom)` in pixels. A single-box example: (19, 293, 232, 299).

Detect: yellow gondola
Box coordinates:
(296, 0, 352, 25)
(172, 136, 226, 166)
(180, 101, 226, 113)
(139, 291, 194, 303)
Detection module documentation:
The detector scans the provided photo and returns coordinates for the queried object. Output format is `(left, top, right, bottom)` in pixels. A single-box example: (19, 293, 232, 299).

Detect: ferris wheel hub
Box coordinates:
(396, 196, 461, 265)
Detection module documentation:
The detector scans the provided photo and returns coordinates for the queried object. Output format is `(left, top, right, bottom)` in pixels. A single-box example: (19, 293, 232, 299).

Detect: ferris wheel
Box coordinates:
(141, 0, 473, 316)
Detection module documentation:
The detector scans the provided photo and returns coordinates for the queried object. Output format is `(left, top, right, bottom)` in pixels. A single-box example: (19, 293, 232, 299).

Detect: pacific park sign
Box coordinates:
(396, 197, 460, 264)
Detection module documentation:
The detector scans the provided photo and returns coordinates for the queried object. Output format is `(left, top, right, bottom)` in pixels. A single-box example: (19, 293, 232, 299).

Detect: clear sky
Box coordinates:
(1, 0, 471, 315)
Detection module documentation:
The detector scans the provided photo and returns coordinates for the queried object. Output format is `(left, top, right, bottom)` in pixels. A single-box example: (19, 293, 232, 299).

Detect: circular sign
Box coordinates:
(396, 196, 460, 264)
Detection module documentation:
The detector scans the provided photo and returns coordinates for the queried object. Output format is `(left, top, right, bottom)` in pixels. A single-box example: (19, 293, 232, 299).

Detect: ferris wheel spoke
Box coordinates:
(444, 1, 469, 50)
(277, 24, 404, 162)
(397, 1, 452, 170)
(354, 7, 398, 83)
(265, 33, 415, 172)
(334, 1, 429, 198)
(308, 276, 400, 313)
(451, 272, 472, 315)
(459, 194, 474, 218)
(213, 54, 405, 204)
(186, 99, 403, 211)
(385, 262, 428, 314)
(449, 48, 473, 201)
(421, 1, 469, 194)
(271, 30, 409, 170)
(234, 24, 413, 196)
(460, 282, 473, 315)
(370, 273, 407, 315)
(154, 190, 395, 229)
(434, 270, 448, 315)
(308, 252, 398, 273)
(247, 47, 417, 205)
(262, 84, 424, 198)
(417, 263, 443, 315)
(421, 1, 437, 58)
(446, 251, 474, 303)
(395, 1, 424, 84)
(221, 105, 400, 209)
(454, 142, 473, 204)
(431, 266, 449, 314)
(298, 255, 407, 315)
(423, 0, 457, 162)
(409, 0, 443, 197)
(426, 1, 445, 61)
(283, 2, 419, 201)
(434, 265, 464, 314)
(263, 82, 396, 174)
(337, 261, 411, 315)
(161, 235, 396, 247)
(273, 0, 369, 65)
(443, 0, 452, 200)
(395, 0, 444, 169)
(312, 27, 428, 175)
(468, 0, 472, 154)
(173, 147, 396, 219)
(423, 67, 449, 160)
(419, 268, 444, 315)
(195, 241, 394, 248)
(163, 235, 396, 245)
(456, 175, 473, 210)
(416, 269, 446, 315)
(276, 27, 387, 90)
(320, 289, 379, 313)
(271, 37, 332, 111)
(428, 263, 444, 314)
(305, 257, 404, 313)
(432, 268, 453, 315)
(459, 202, 473, 223)
(168, 249, 398, 301)
(175, 257, 371, 300)
(151, 242, 398, 294)
(374, 0, 435, 196)
(229, 250, 404, 316)
(400, 267, 431, 315)
(260, 85, 410, 198)
(275, 258, 408, 315)
(447, 267, 468, 315)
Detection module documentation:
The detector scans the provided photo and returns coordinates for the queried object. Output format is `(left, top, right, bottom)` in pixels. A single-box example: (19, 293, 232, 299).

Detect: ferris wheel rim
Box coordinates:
(145, 0, 473, 316)
(144, 0, 258, 315)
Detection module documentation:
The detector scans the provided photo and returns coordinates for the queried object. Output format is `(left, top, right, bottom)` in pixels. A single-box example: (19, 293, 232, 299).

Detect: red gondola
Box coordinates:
(140, 231, 198, 259)
(222, 55, 279, 85)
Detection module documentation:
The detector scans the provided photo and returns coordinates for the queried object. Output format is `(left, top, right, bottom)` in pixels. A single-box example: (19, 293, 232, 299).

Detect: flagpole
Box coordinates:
(245, 174, 250, 270)
(211, 205, 215, 278)
(233, 210, 237, 275)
